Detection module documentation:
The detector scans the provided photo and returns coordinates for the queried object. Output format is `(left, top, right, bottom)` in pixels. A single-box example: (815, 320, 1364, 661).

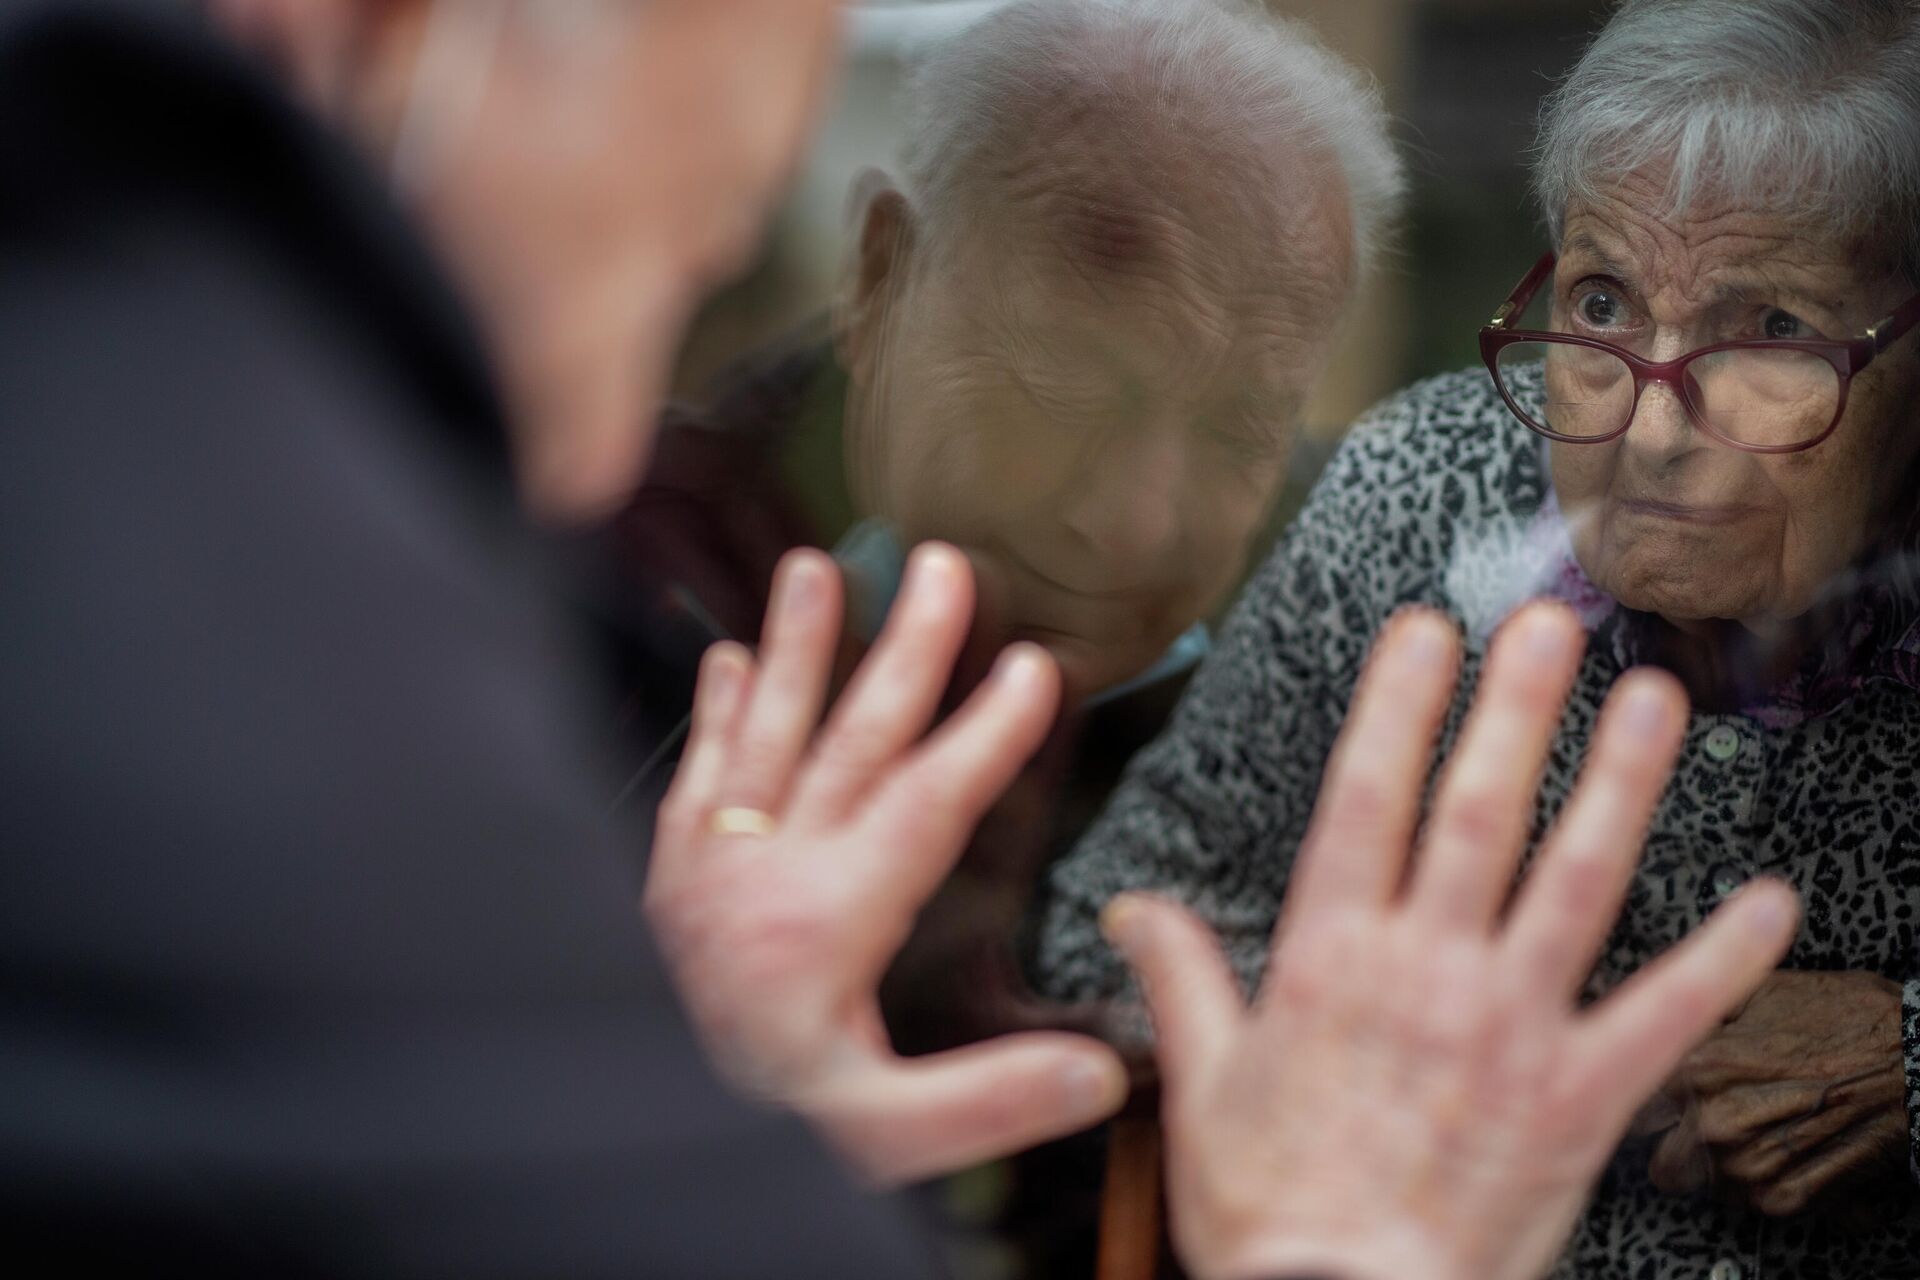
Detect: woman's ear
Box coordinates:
(833, 169, 917, 375)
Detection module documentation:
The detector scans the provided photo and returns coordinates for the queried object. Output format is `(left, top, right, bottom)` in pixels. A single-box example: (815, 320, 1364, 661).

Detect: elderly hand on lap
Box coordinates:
(1647, 968, 1909, 1225)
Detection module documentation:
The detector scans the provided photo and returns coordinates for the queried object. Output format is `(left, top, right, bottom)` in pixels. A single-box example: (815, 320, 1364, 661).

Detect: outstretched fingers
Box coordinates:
(1284, 609, 1460, 925)
(717, 549, 844, 814)
(1408, 603, 1585, 931)
(862, 642, 1062, 907)
(654, 641, 755, 867)
(1572, 880, 1800, 1128)
(1502, 669, 1688, 998)
(789, 543, 975, 824)
(812, 1033, 1129, 1187)
(1103, 892, 1244, 1094)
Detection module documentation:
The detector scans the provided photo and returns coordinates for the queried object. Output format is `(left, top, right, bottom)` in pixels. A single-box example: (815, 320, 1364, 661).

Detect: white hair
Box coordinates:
(897, 0, 1405, 284)
(1535, 0, 1920, 285)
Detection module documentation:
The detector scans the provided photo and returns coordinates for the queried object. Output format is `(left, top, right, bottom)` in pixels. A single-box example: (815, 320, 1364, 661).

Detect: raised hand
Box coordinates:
(644, 543, 1128, 1186)
(1104, 605, 1802, 1280)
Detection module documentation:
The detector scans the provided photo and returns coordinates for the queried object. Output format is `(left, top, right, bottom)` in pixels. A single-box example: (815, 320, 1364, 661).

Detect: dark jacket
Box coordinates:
(0, 3, 932, 1275)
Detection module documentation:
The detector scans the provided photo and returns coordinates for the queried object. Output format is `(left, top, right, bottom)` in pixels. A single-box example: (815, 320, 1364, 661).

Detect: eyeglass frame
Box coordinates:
(1478, 251, 1920, 455)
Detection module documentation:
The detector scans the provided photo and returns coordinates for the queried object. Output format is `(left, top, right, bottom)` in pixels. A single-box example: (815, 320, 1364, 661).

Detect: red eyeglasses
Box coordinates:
(1479, 252, 1920, 454)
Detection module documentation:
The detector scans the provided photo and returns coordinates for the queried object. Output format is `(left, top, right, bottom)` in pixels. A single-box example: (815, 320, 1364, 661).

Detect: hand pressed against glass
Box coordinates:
(1102, 606, 1801, 1280)
(650, 554, 1803, 1278)
(644, 545, 1130, 1186)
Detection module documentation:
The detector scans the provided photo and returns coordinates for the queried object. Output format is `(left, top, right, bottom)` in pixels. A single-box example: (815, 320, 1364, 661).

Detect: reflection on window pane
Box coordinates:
(616, 4, 1920, 1278)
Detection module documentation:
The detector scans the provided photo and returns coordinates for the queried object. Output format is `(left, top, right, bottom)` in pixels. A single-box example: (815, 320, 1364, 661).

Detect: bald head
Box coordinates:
(833, 1, 1404, 702)
(900, 0, 1402, 294)
(991, 95, 1359, 316)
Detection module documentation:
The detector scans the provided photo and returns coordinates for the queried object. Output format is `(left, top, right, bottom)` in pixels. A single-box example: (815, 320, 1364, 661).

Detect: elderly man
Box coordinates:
(610, 2, 1401, 1109)
(613, 0, 1400, 707)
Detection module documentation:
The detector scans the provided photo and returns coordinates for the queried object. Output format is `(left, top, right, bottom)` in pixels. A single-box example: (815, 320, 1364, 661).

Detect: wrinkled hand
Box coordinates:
(644, 544, 1128, 1186)
(1648, 968, 1909, 1222)
(1102, 605, 1802, 1280)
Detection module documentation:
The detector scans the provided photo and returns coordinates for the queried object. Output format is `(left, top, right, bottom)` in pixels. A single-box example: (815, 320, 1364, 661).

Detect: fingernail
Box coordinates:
(1620, 678, 1674, 738)
(1064, 1055, 1128, 1116)
(997, 644, 1046, 688)
(1517, 606, 1577, 660)
(781, 557, 821, 613)
(703, 653, 737, 700)
(1746, 884, 1799, 935)
(1402, 614, 1452, 667)
(1100, 895, 1145, 948)
(911, 542, 960, 587)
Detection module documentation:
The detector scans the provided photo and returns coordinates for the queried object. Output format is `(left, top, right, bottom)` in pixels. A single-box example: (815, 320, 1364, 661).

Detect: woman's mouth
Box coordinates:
(1618, 498, 1756, 526)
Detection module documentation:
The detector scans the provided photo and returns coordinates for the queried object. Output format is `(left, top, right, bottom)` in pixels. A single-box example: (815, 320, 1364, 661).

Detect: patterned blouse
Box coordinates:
(1034, 366, 1920, 1280)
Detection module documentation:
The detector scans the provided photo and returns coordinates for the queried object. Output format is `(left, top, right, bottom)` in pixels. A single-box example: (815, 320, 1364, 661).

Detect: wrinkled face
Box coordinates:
(1547, 175, 1920, 627)
(844, 170, 1349, 699)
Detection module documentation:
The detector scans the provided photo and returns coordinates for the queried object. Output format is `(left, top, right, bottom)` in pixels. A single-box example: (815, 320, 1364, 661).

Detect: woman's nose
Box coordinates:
(1622, 379, 1700, 463)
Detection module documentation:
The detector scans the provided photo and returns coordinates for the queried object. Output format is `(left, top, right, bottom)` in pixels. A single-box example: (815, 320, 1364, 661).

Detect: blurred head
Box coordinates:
(834, 0, 1401, 699)
(1531, 0, 1920, 629)
(209, 0, 843, 522)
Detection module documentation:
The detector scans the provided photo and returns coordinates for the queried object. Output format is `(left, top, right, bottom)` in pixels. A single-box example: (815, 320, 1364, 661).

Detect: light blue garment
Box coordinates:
(832, 518, 1210, 708)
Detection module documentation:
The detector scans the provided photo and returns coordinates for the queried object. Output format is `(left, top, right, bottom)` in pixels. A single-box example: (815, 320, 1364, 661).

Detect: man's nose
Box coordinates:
(1058, 427, 1184, 565)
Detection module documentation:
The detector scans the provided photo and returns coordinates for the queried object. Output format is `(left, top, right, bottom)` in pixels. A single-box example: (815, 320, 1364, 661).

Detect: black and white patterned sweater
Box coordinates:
(1035, 366, 1920, 1280)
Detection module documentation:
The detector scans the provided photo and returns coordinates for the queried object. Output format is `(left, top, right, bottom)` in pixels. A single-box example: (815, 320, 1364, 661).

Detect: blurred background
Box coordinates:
(674, 0, 1613, 454)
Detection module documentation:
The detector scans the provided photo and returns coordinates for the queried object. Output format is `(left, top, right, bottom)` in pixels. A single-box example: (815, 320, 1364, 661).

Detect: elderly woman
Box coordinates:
(1037, 1, 1920, 1276)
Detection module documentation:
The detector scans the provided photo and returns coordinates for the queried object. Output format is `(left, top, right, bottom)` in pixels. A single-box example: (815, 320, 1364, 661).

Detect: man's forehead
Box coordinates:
(924, 241, 1337, 405)
(1051, 188, 1163, 274)
(977, 165, 1352, 311)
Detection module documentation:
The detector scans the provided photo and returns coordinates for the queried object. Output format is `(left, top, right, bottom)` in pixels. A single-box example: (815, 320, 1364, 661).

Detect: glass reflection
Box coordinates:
(617, 3, 1920, 1279)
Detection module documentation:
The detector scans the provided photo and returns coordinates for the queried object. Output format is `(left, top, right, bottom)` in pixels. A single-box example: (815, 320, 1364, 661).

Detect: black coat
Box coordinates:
(0, 3, 933, 1275)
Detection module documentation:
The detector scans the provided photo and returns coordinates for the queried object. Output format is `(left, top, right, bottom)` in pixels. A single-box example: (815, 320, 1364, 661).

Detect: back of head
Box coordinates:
(1535, 0, 1920, 285)
(898, 0, 1404, 289)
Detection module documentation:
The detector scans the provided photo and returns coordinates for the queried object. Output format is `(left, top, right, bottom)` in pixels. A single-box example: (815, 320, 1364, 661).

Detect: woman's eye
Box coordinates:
(1576, 289, 1625, 328)
(1762, 309, 1805, 340)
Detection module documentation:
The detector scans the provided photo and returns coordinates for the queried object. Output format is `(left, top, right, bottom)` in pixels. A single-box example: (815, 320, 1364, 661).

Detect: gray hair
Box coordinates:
(898, 0, 1405, 284)
(1535, 0, 1920, 286)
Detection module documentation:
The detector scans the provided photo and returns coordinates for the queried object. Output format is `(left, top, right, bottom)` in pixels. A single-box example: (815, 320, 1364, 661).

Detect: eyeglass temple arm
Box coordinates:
(1868, 291, 1920, 353)
(1488, 253, 1557, 330)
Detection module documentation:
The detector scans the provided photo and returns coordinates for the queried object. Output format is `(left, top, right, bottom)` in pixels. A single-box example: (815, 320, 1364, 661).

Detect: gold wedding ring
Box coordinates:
(708, 806, 779, 838)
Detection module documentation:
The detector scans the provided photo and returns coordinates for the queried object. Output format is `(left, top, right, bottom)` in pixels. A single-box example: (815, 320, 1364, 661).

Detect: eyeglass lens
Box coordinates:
(1493, 344, 1842, 448)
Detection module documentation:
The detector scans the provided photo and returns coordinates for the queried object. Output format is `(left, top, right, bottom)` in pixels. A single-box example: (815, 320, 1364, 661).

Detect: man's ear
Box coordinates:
(833, 168, 917, 375)
(207, 0, 429, 124)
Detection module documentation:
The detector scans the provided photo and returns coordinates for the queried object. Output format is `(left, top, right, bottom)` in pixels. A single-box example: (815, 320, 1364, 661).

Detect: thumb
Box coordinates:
(1647, 1107, 1711, 1196)
(809, 1033, 1128, 1187)
(1102, 893, 1244, 1094)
